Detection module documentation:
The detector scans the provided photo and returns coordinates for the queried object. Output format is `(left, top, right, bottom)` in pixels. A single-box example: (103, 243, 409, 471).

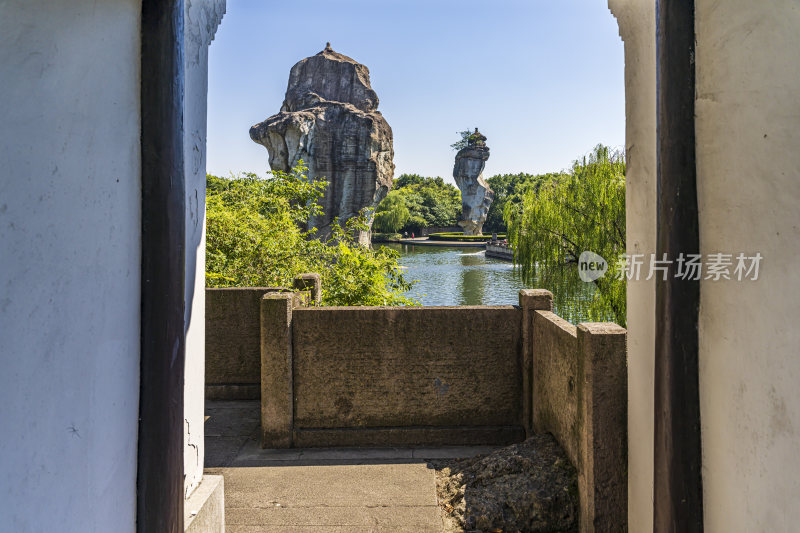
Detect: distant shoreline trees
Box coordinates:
(372, 174, 462, 234)
(483, 171, 564, 233)
(372, 170, 567, 235)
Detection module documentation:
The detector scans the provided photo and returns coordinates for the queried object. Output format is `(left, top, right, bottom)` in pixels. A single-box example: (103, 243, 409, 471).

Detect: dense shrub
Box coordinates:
(371, 233, 402, 242)
(206, 162, 418, 306)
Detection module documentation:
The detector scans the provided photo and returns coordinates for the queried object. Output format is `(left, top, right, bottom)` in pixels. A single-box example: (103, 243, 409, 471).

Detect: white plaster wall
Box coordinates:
(695, 2, 800, 530)
(184, 0, 226, 498)
(0, 1, 141, 532)
(607, 2, 657, 530)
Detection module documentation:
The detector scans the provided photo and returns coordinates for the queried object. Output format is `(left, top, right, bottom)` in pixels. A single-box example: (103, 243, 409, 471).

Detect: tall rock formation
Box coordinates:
(453, 129, 494, 235)
(249, 43, 394, 243)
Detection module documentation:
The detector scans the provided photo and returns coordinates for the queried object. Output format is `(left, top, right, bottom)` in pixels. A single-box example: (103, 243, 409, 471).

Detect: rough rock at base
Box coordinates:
(434, 434, 578, 533)
(250, 44, 394, 243)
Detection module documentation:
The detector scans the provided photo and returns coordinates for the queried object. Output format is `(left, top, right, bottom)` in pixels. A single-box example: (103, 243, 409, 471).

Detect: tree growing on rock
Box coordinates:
(450, 128, 483, 151)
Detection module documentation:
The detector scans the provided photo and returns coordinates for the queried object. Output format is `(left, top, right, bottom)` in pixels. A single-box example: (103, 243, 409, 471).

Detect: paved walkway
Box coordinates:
(205, 400, 497, 532)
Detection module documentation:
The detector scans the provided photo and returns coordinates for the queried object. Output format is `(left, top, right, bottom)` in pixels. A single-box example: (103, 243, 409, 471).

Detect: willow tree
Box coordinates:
(372, 191, 410, 233)
(505, 145, 626, 325)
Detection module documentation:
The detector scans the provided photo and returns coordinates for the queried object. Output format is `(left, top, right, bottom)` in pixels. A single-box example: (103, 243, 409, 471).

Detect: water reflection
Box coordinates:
(458, 251, 487, 305)
(379, 243, 602, 324)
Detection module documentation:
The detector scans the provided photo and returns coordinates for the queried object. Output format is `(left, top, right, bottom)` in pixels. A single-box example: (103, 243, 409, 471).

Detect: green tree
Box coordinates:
(484, 172, 562, 233)
(505, 145, 626, 325)
(373, 191, 410, 233)
(404, 215, 427, 234)
(206, 162, 417, 306)
(450, 129, 482, 151)
(373, 173, 462, 232)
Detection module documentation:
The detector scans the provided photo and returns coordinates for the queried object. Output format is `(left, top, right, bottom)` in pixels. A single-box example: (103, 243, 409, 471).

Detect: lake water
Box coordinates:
(379, 243, 597, 323)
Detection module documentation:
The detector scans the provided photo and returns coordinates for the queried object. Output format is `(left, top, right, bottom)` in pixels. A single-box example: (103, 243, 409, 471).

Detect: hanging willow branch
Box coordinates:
(505, 144, 626, 326)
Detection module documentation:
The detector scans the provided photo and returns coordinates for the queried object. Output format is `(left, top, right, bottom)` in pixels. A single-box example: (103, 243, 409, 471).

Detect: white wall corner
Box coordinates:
(184, 0, 226, 500)
(186, 0, 227, 65)
(607, 1, 658, 532)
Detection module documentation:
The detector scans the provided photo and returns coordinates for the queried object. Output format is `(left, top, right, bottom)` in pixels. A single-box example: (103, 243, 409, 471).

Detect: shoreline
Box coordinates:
(390, 238, 487, 248)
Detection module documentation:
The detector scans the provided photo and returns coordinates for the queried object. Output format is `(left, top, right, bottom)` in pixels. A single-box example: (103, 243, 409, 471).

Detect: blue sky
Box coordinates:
(207, 0, 624, 184)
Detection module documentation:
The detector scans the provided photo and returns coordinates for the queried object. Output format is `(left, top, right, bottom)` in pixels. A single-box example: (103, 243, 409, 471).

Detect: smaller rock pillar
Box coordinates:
(453, 128, 494, 235)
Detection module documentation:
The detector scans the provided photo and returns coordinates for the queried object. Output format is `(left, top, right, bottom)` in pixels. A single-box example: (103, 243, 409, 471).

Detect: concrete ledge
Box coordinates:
(205, 384, 259, 401)
(532, 310, 628, 533)
(185, 475, 225, 533)
(486, 242, 514, 260)
(293, 426, 525, 448)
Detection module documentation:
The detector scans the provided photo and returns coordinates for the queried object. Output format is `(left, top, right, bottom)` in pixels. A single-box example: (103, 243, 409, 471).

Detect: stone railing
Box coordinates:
(527, 292, 627, 532)
(485, 241, 513, 260)
(205, 275, 317, 400)
(206, 279, 627, 531)
(262, 296, 523, 448)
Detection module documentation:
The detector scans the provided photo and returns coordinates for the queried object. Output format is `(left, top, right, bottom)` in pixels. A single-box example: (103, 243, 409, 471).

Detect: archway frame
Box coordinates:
(135, 2, 704, 531)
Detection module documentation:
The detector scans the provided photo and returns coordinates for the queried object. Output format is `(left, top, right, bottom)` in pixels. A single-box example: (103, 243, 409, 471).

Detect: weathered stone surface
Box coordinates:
(280, 44, 379, 113)
(205, 286, 307, 401)
(260, 293, 294, 449)
(533, 311, 628, 532)
(293, 426, 524, 448)
(520, 289, 555, 437)
(533, 311, 579, 463)
(434, 434, 579, 533)
(250, 44, 394, 243)
(453, 129, 494, 235)
(290, 306, 522, 432)
(206, 287, 288, 390)
(184, 475, 225, 533)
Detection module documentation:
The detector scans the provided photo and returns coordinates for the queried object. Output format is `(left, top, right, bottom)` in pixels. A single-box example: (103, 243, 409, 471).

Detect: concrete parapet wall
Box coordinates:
(533, 309, 627, 533)
(206, 287, 306, 400)
(206, 286, 627, 529)
(260, 304, 524, 447)
(533, 311, 580, 460)
(293, 306, 522, 428)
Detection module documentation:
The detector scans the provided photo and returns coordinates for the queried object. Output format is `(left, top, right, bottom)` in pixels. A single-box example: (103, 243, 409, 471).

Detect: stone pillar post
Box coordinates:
(260, 293, 294, 448)
(577, 322, 628, 533)
(293, 273, 322, 305)
(519, 289, 553, 436)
